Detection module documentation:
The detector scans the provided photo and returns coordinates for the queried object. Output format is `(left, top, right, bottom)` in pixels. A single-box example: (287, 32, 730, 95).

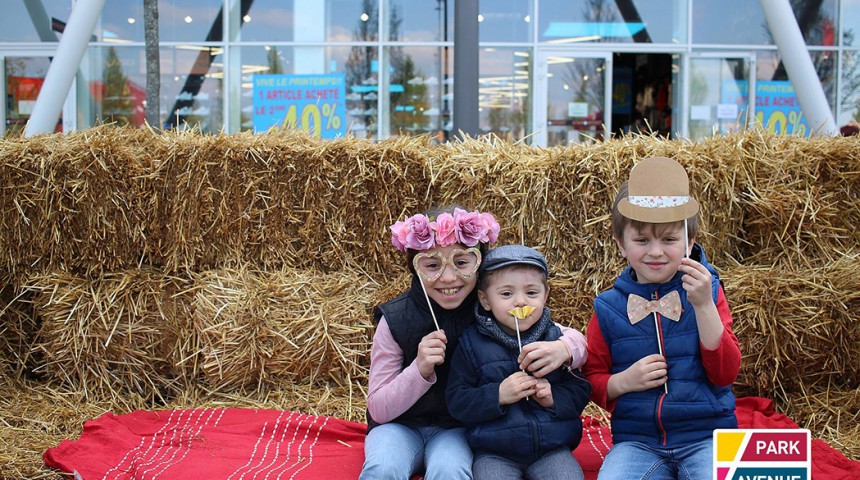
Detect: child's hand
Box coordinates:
(519, 340, 568, 378)
(499, 371, 537, 405)
(416, 330, 447, 380)
(613, 354, 667, 395)
(679, 257, 715, 309)
(533, 378, 555, 408)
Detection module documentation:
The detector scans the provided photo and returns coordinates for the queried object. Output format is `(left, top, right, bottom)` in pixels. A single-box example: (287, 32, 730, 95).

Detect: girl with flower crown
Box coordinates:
(360, 207, 588, 480)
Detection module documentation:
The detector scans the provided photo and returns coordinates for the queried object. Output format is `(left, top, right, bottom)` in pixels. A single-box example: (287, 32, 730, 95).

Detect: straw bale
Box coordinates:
(0, 283, 39, 377)
(547, 272, 614, 331)
(426, 133, 753, 276)
(26, 268, 196, 402)
(0, 126, 163, 278)
(0, 376, 154, 480)
(193, 266, 380, 391)
(775, 385, 860, 462)
(153, 129, 433, 275)
(734, 134, 860, 266)
(722, 257, 860, 397)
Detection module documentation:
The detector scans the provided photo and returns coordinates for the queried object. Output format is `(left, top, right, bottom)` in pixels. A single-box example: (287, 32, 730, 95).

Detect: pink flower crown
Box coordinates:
(390, 208, 501, 252)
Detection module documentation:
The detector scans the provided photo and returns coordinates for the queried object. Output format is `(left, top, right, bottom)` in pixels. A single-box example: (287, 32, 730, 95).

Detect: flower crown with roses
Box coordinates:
(390, 208, 501, 252)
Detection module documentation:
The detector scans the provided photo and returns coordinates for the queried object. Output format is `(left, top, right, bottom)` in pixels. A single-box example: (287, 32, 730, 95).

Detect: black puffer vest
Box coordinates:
(366, 275, 476, 431)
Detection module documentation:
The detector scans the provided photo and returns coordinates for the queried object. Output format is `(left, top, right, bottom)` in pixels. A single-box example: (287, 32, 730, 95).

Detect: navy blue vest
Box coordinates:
(446, 306, 591, 464)
(593, 244, 737, 447)
(366, 275, 475, 431)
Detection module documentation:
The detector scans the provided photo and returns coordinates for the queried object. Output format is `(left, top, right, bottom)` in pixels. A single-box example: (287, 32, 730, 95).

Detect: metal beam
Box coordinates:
(453, 0, 479, 138)
(759, 0, 836, 135)
(25, 0, 105, 137)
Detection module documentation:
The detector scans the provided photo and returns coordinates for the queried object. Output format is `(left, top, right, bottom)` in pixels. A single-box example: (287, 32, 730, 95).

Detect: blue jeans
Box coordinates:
(472, 447, 585, 480)
(597, 439, 713, 480)
(360, 423, 473, 480)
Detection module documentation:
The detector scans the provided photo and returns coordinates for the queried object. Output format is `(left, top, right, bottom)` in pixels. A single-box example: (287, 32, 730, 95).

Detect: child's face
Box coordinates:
(616, 222, 692, 285)
(417, 243, 480, 310)
(478, 266, 548, 335)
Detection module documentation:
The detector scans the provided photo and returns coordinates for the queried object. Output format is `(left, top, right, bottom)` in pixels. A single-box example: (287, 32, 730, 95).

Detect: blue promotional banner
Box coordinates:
(721, 80, 810, 136)
(252, 74, 346, 138)
(754, 81, 809, 136)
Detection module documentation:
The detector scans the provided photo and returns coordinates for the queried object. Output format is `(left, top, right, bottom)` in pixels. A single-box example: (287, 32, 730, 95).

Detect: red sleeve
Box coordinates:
(582, 312, 617, 412)
(700, 285, 741, 387)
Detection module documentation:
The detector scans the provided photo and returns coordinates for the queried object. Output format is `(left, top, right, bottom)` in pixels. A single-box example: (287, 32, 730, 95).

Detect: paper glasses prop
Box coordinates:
(412, 247, 482, 331)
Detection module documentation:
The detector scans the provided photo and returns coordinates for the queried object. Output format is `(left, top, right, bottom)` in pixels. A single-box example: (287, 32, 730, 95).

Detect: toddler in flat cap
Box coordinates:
(446, 245, 591, 480)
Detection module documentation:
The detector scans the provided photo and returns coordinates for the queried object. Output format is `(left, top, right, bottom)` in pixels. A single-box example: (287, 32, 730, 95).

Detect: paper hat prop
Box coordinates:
(617, 156, 700, 223)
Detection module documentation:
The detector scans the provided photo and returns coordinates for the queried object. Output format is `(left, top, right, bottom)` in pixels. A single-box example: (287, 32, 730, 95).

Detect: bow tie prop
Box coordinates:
(627, 291, 682, 324)
(627, 291, 682, 393)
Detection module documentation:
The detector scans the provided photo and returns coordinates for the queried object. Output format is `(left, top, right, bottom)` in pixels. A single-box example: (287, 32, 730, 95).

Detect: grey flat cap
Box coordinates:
(480, 245, 548, 274)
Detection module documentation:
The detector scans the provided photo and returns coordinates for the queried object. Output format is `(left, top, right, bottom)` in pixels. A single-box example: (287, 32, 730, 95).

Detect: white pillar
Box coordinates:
(759, 0, 837, 136)
(25, 0, 106, 137)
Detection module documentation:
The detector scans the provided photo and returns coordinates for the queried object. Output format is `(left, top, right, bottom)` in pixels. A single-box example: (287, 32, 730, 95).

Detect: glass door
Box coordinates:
(686, 53, 755, 141)
(2, 53, 72, 136)
(534, 50, 612, 146)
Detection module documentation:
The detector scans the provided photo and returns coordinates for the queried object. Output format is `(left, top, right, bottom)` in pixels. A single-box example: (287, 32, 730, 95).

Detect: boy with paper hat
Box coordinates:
(582, 157, 741, 479)
(446, 245, 590, 479)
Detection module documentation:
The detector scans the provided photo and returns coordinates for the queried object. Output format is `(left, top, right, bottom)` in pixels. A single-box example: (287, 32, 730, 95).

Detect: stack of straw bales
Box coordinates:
(1, 126, 858, 477)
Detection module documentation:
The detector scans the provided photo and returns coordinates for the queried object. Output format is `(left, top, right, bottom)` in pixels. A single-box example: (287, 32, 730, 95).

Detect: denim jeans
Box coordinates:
(360, 423, 473, 480)
(597, 438, 713, 480)
(472, 447, 585, 480)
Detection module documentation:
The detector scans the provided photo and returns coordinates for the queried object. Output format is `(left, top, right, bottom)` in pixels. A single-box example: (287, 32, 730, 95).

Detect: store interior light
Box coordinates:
(360, 13, 369, 22)
(127, 18, 135, 24)
(243, 15, 251, 22)
(478, 14, 484, 22)
(546, 35, 601, 44)
(184, 16, 193, 24)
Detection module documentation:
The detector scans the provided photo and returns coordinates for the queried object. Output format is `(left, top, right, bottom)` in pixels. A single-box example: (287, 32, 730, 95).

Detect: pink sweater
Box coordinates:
(366, 318, 588, 424)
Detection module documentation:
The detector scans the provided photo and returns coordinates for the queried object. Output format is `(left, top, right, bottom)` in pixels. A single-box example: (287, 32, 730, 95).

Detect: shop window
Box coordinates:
(692, 0, 838, 46)
(479, 48, 532, 140)
(539, 0, 685, 44)
(236, 46, 379, 138)
(99, 0, 222, 43)
(839, 50, 860, 126)
(78, 46, 224, 132)
(385, 46, 450, 141)
(480, 0, 533, 43)
(0, 0, 71, 43)
(388, 0, 453, 42)
(232, 0, 377, 43)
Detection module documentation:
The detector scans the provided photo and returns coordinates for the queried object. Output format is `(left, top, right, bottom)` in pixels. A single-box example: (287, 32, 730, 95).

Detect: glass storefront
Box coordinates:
(1, 0, 858, 143)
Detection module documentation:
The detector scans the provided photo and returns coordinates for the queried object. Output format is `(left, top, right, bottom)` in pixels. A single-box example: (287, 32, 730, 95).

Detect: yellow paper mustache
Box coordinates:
(508, 306, 536, 320)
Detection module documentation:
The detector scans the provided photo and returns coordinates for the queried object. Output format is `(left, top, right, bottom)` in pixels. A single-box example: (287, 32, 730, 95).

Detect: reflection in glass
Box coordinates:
(234, 0, 377, 42)
(479, 48, 531, 140)
(4, 57, 59, 136)
(386, 46, 450, 140)
(546, 56, 606, 145)
(692, 0, 837, 46)
(78, 46, 223, 132)
(539, 0, 684, 44)
(754, 50, 835, 135)
(839, 50, 860, 126)
(688, 57, 749, 140)
(844, 0, 860, 46)
(0, 1, 70, 42)
(99, 0, 222, 43)
(389, 0, 452, 42)
(480, 0, 532, 43)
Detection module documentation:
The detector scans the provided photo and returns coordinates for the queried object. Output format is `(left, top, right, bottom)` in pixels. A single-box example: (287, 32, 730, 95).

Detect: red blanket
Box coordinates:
(44, 397, 858, 479)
